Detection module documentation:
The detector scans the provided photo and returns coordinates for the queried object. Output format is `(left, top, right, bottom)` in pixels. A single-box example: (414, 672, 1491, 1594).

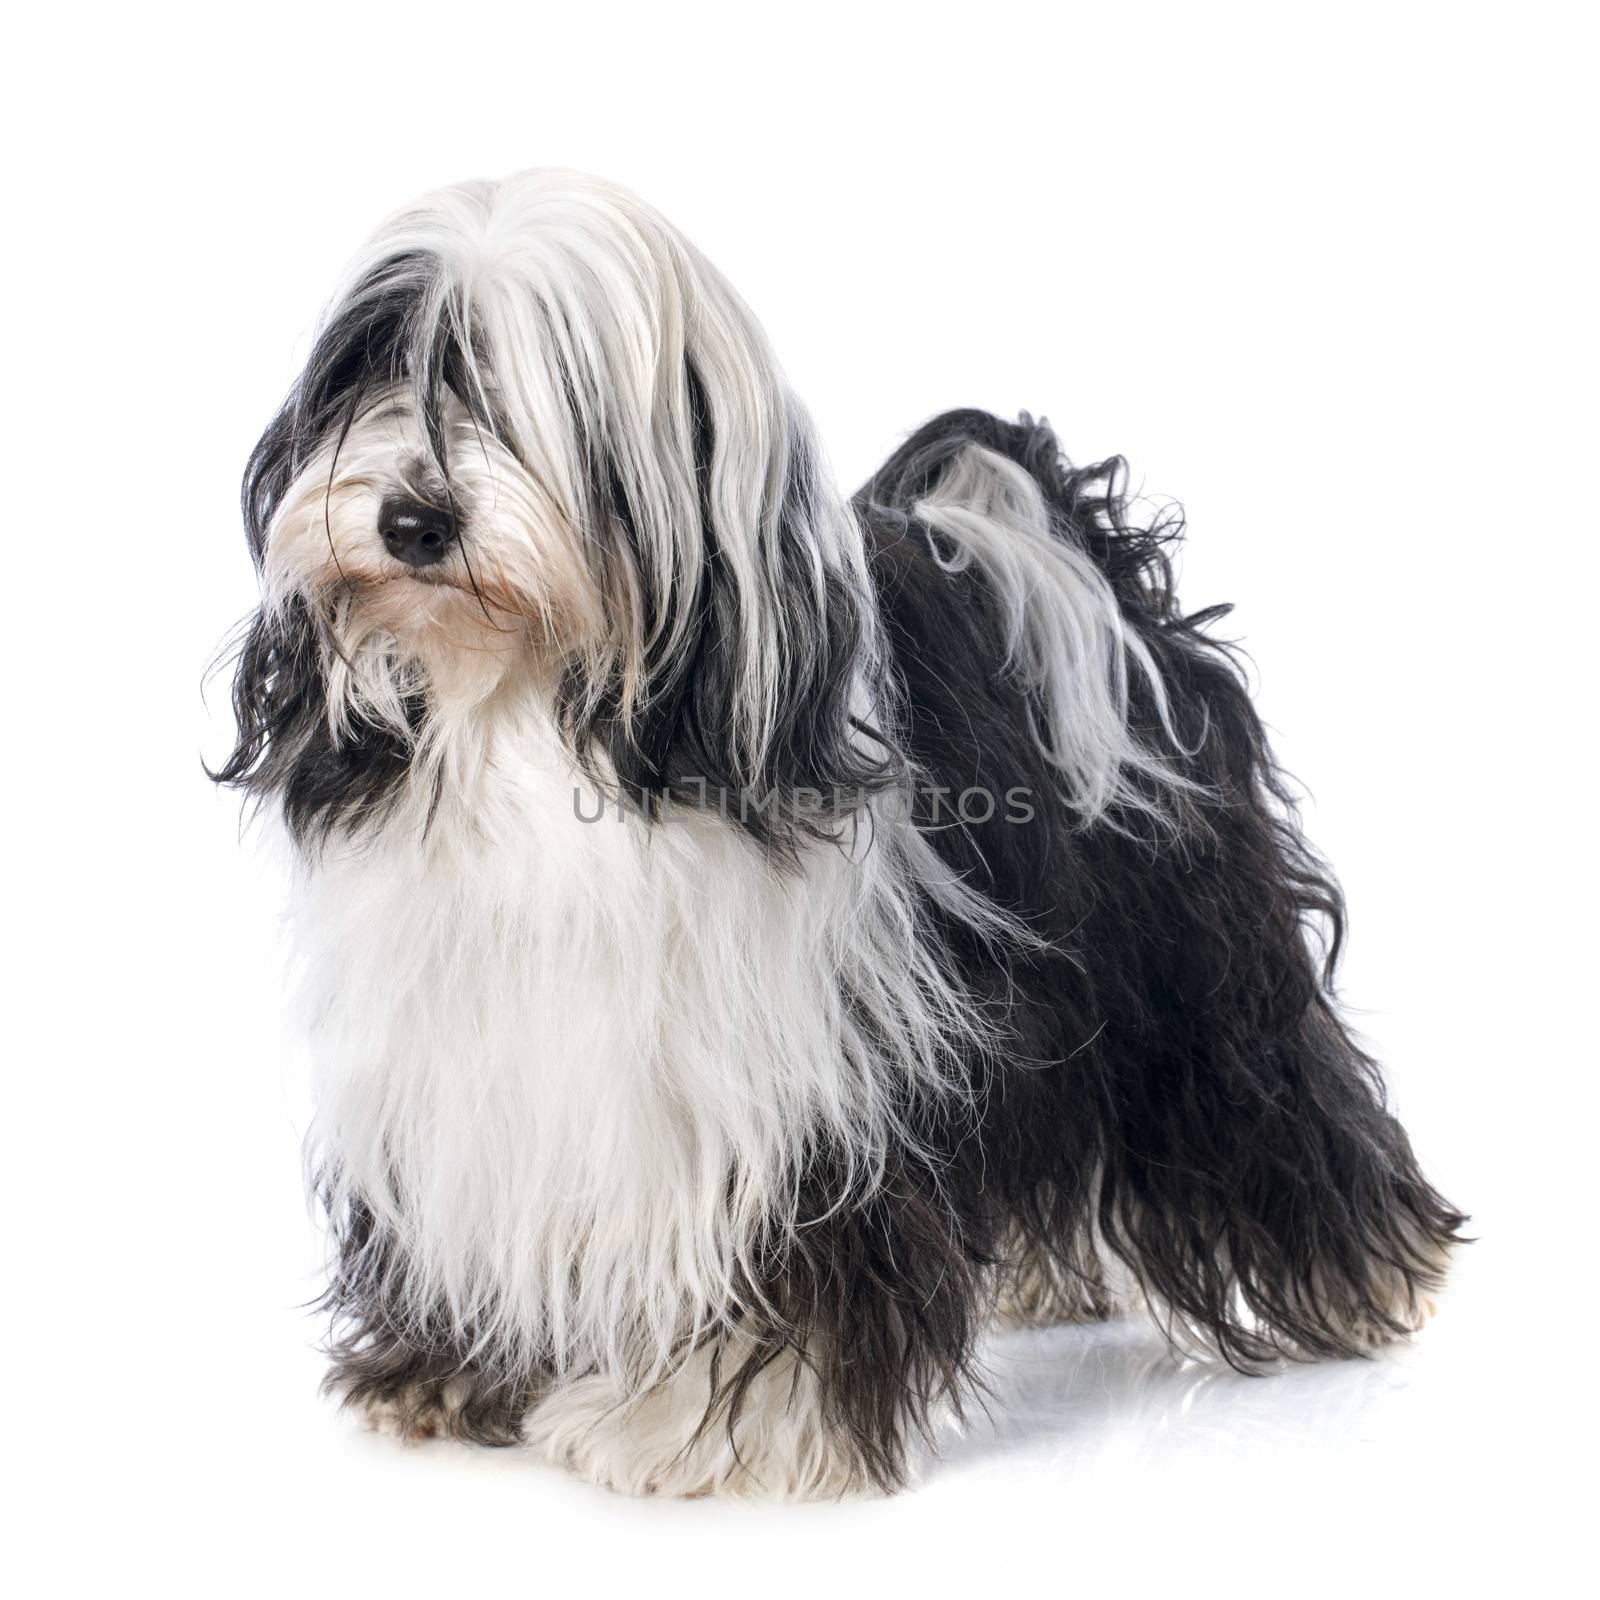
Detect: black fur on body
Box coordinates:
(707, 410, 1466, 1486)
(221, 392, 1464, 1488)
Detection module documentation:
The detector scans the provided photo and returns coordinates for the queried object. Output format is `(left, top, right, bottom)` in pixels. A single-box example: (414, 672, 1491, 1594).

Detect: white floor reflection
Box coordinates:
(931, 1314, 1425, 1481)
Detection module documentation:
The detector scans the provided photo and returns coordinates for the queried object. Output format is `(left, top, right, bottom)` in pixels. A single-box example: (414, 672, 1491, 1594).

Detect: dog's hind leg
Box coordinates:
(1054, 635, 1468, 1365)
(1087, 1008, 1465, 1366)
(993, 1224, 1141, 1329)
(1053, 686, 1467, 1364)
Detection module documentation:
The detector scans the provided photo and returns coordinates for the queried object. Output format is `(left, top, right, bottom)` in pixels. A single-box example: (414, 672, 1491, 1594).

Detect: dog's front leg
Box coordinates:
(523, 1331, 861, 1500)
(326, 1322, 542, 1447)
(526, 1169, 983, 1499)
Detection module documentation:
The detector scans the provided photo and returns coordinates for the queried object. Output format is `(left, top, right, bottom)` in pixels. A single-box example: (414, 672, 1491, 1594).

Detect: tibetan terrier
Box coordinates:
(215, 169, 1464, 1497)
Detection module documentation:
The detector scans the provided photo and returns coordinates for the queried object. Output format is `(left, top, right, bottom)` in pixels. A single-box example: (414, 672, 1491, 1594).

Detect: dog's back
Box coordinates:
(858, 408, 1463, 1364)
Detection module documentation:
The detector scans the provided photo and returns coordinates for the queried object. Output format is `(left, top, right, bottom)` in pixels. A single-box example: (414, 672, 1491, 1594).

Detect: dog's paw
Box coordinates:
(994, 1238, 1143, 1329)
(351, 1377, 471, 1443)
(1297, 1242, 1452, 1355)
(523, 1349, 868, 1500)
(1342, 1282, 1441, 1350)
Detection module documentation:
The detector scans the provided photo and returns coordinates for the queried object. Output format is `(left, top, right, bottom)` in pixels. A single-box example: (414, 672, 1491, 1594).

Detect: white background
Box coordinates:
(8, 3, 1595, 1595)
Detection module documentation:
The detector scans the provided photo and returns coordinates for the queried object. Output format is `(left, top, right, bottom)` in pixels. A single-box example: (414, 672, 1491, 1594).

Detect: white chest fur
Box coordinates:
(288, 706, 963, 1381)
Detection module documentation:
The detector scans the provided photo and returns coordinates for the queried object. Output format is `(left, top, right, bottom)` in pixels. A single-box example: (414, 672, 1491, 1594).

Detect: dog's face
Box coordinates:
(223, 170, 889, 843)
(261, 385, 602, 710)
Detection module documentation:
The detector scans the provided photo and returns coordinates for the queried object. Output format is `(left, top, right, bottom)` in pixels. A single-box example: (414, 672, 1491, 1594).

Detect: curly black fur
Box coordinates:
(699, 409, 1466, 1486)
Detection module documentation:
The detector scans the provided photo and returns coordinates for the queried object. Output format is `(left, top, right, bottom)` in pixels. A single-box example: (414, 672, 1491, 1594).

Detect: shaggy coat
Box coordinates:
(216, 171, 1463, 1497)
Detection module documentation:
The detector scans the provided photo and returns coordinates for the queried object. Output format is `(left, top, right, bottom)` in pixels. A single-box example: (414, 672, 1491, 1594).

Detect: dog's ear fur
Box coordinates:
(210, 595, 422, 848)
(211, 251, 481, 844)
(211, 372, 418, 847)
(554, 359, 898, 850)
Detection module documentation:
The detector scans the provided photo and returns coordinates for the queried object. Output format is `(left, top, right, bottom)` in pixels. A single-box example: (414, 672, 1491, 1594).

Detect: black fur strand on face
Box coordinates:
(210, 253, 490, 845)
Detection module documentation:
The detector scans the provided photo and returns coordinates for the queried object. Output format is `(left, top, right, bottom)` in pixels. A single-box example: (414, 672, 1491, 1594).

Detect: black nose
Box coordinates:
(378, 495, 455, 568)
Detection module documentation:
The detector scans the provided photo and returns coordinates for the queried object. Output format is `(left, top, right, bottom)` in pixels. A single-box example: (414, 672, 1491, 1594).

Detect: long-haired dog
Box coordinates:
(215, 169, 1465, 1497)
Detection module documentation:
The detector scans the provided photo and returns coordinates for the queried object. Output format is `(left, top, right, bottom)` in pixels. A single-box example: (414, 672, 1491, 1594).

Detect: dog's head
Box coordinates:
(219, 171, 891, 844)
